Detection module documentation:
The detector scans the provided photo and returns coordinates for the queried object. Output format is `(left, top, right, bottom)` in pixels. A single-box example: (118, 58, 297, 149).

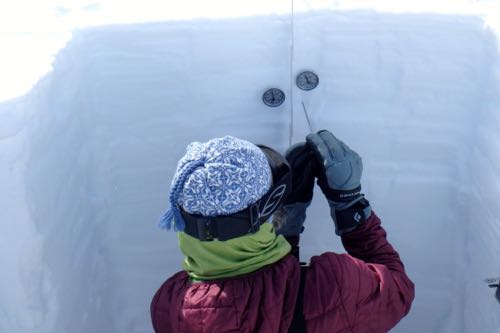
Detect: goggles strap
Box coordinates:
(181, 205, 265, 241)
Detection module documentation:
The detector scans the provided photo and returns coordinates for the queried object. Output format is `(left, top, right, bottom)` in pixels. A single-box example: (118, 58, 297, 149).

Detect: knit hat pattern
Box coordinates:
(160, 136, 272, 231)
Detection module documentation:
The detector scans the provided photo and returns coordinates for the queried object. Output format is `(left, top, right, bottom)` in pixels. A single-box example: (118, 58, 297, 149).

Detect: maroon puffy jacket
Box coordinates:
(151, 213, 415, 333)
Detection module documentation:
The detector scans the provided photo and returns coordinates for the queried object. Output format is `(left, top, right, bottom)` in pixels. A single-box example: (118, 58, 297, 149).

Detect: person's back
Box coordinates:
(151, 254, 300, 333)
(151, 132, 414, 333)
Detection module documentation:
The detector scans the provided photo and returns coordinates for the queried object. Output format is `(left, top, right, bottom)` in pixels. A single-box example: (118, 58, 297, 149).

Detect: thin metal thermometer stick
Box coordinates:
(301, 101, 313, 132)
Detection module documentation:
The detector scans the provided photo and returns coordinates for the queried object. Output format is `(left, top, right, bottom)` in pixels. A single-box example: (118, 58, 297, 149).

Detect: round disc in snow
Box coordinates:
(296, 71, 319, 91)
(262, 88, 285, 107)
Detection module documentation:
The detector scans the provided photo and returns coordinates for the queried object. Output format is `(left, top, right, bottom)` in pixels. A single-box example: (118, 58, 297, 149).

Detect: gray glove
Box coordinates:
(306, 130, 371, 235)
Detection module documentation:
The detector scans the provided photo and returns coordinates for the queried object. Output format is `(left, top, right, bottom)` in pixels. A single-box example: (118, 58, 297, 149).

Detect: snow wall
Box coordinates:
(1, 10, 499, 333)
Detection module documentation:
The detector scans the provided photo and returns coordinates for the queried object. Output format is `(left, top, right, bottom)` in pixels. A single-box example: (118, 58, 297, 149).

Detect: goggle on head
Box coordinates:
(180, 144, 291, 241)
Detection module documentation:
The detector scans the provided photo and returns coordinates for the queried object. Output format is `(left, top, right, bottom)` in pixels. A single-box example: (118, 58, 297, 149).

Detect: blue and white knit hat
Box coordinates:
(159, 136, 272, 231)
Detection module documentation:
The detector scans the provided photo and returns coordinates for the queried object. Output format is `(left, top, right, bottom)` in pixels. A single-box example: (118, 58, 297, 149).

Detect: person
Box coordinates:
(150, 130, 414, 333)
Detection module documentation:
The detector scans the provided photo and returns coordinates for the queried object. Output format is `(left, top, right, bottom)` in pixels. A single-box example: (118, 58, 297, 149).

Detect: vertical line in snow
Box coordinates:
(289, 0, 295, 146)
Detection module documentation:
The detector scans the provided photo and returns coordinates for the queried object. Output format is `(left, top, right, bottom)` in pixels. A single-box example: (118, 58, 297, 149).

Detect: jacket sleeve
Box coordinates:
(305, 212, 415, 332)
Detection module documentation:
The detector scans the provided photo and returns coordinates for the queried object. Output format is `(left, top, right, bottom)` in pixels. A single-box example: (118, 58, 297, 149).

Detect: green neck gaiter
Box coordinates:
(178, 223, 291, 281)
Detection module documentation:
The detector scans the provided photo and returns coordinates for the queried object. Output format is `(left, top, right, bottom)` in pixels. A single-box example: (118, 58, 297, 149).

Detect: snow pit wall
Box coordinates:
(0, 10, 499, 333)
(463, 52, 500, 332)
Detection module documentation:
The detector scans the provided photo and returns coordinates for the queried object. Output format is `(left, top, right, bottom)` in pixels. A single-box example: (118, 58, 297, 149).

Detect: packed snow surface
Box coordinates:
(1, 4, 500, 333)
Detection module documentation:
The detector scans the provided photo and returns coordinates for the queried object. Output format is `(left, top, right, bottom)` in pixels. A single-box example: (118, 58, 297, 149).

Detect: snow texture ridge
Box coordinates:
(0, 9, 499, 333)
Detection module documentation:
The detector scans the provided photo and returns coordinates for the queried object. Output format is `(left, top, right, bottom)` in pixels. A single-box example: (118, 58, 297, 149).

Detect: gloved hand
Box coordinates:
(306, 130, 371, 235)
(274, 142, 316, 237)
